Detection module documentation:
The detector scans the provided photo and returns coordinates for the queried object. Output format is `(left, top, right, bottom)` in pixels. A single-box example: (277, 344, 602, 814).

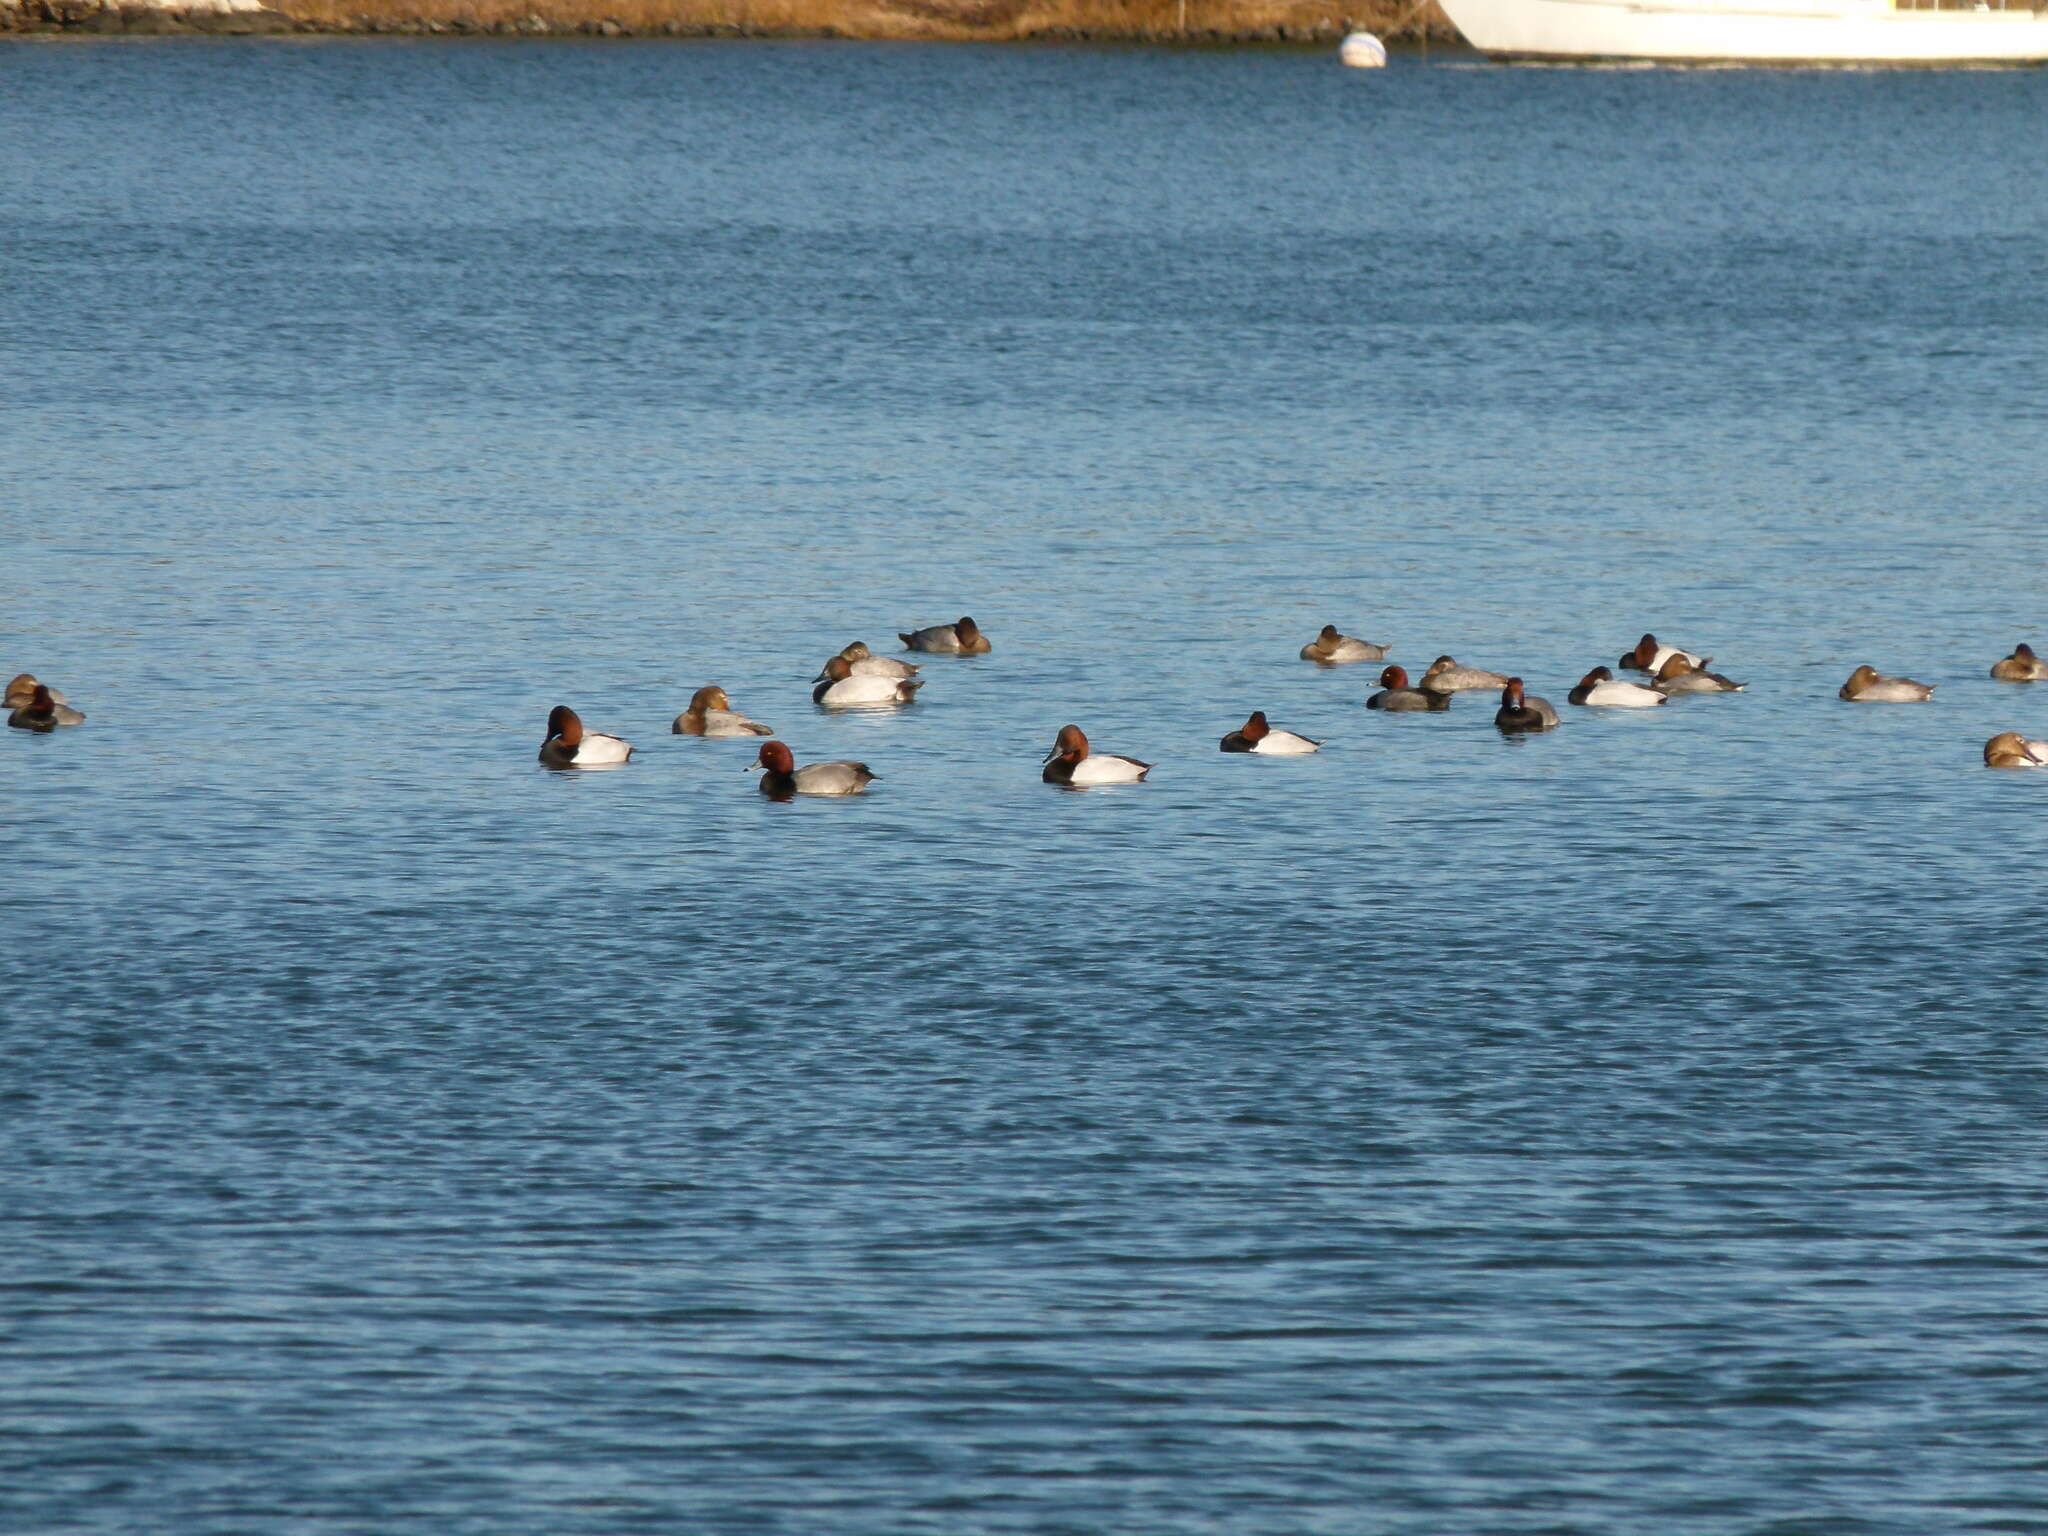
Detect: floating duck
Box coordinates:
(3, 675, 83, 726)
(1041, 724, 1149, 786)
(813, 655, 924, 707)
(1652, 656, 1745, 694)
(1219, 711, 1320, 754)
(1990, 644, 2048, 683)
(898, 616, 990, 655)
(1984, 732, 2048, 769)
(837, 642, 920, 680)
(1299, 625, 1387, 664)
(1367, 666, 1450, 712)
(1839, 665, 1933, 703)
(673, 685, 773, 737)
(1568, 666, 1667, 707)
(539, 705, 633, 767)
(1619, 634, 1710, 675)
(1494, 678, 1559, 733)
(751, 740, 876, 797)
(1420, 656, 1512, 694)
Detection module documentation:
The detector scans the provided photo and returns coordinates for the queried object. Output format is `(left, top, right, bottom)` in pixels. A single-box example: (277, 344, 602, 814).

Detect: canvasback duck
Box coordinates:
(3, 676, 83, 725)
(1299, 625, 1388, 664)
(672, 685, 772, 738)
(1042, 724, 1150, 785)
(1568, 666, 1668, 708)
(1991, 644, 2048, 683)
(1367, 666, 1450, 712)
(539, 705, 633, 768)
(1219, 711, 1321, 754)
(1420, 656, 1512, 695)
(1984, 732, 2048, 769)
(1494, 678, 1559, 733)
(1839, 665, 1934, 702)
(898, 616, 990, 655)
(1619, 634, 1711, 674)
(1652, 655, 1745, 695)
(750, 740, 876, 797)
(837, 642, 920, 680)
(812, 655, 924, 707)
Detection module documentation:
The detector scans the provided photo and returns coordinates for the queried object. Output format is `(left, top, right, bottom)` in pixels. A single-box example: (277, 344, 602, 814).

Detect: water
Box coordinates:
(6, 39, 2048, 1535)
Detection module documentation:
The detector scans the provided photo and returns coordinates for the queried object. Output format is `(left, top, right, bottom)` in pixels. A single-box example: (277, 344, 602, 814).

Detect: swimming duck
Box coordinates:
(750, 740, 876, 797)
(898, 616, 990, 655)
(1219, 711, 1321, 754)
(1991, 644, 2048, 683)
(1652, 656, 1745, 695)
(672, 685, 773, 737)
(1619, 634, 1710, 674)
(1839, 665, 1934, 703)
(1568, 666, 1668, 708)
(539, 705, 633, 767)
(1299, 625, 1388, 664)
(812, 655, 924, 707)
(1367, 666, 1450, 712)
(837, 642, 921, 680)
(1494, 678, 1559, 733)
(7, 684, 67, 732)
(1420, 656, 1512, 694)
(3, 675, 83, 725)
(1984, 732, 2048, 769)
(1042, 724, 1150, 785)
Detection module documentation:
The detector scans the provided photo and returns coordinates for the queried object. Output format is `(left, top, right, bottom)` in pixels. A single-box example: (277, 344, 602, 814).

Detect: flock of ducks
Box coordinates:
(15, 631, 2048, 783)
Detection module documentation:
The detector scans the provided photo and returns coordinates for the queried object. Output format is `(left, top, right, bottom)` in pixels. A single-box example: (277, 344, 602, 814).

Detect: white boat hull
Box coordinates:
(1436, 0, 2048, 63)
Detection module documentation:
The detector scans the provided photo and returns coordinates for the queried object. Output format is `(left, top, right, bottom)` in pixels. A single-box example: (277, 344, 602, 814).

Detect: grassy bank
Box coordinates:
(4, 0, 1455, 40)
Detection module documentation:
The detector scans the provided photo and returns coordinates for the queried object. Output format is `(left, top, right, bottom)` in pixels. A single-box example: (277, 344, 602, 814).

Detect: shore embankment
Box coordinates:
(0, 0, 1455, 42)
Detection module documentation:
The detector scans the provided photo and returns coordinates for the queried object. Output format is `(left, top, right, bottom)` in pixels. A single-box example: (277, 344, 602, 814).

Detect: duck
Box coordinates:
(1984, 732, 2048, 769)
(1299, 624, 1388, 664)
(836, 642, 921, 680)
(1494, 678, 1559, 733)
(1420, 656, 1512, 695)
(672, 685, 772, 738)
(898, 616, 990, 655)
(750, 739, 876, 796)
(1042, 724, 1150, 785)
(7, 684, 69, 732)
(1619, 634, 1710, 674)
(539, 705, 633, 767)
(1568, 666, 1668, 708)
(1366, 666, 1450, 712)
(1990, 644, 2048, 683)
(1219, 711, 1320, 754)
(3, 676, 83, 725)
(1652, 655, 1745, 695)
(812, 655, 924, 707)
(1839, 665, 1934, 702)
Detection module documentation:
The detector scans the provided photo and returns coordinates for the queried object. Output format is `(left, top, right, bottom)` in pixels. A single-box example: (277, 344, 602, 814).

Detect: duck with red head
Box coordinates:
(898, 616, 991, 655)
(1299, 624, 1388, 664)
(1991, 643, 2048, 683)
(1494, 678, 1559, 733)
(1042, 724, 1150, 786)
(539, 705, 633, 768)
(1219, 710, 1321, 755)
(1620, 633, 1710, 674)
(1984, 732, 2048, 769)
(750, 740, 876, 797)
(4, 677, 83, 727)
(813, 654, 924, 707)
(1366, 666, 1450, 712)
(673, 685, 773, 738)
(1839, 665, 1934, 702)
(1569, 665, 1667, 708)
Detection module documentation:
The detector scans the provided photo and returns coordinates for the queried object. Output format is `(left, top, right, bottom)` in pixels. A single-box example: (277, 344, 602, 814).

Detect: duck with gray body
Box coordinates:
(1839, 665, 1933, 703)
(837, 642, 921, 679)
(1367, 666, 1450, 712)
(1652, 656, 1745, 695)
(1299, 625, 1387, 664)
(1420, 656, 1512, 695)
(673, 685, 773, 737)
(898, 616, 990, 655)
(751, 740, 875, 797)
(1991, 643, 2048, 683)
(1494, 678, 1559, 733)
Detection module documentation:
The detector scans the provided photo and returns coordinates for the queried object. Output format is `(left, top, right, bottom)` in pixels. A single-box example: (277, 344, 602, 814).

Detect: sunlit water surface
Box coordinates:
(5, 39, 2048, 1535)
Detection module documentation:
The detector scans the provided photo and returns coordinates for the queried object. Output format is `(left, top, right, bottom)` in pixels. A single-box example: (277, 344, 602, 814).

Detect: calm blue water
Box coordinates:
(6, 38, 2048, 1534)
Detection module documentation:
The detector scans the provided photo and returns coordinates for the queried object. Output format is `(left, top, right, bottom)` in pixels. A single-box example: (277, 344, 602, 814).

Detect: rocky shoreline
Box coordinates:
(0, 0, 1453, 41)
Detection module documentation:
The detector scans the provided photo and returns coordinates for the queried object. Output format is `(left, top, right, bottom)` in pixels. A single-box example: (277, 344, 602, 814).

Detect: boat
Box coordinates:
(1432, 0, 2048, 65)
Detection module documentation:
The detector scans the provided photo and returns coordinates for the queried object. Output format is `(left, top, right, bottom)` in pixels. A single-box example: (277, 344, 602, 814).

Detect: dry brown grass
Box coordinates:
(272, 0, 1447, 41)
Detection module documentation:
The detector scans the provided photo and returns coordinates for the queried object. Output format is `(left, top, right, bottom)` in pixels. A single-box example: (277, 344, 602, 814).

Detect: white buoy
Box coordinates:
(1339, 30, 1389, 66)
